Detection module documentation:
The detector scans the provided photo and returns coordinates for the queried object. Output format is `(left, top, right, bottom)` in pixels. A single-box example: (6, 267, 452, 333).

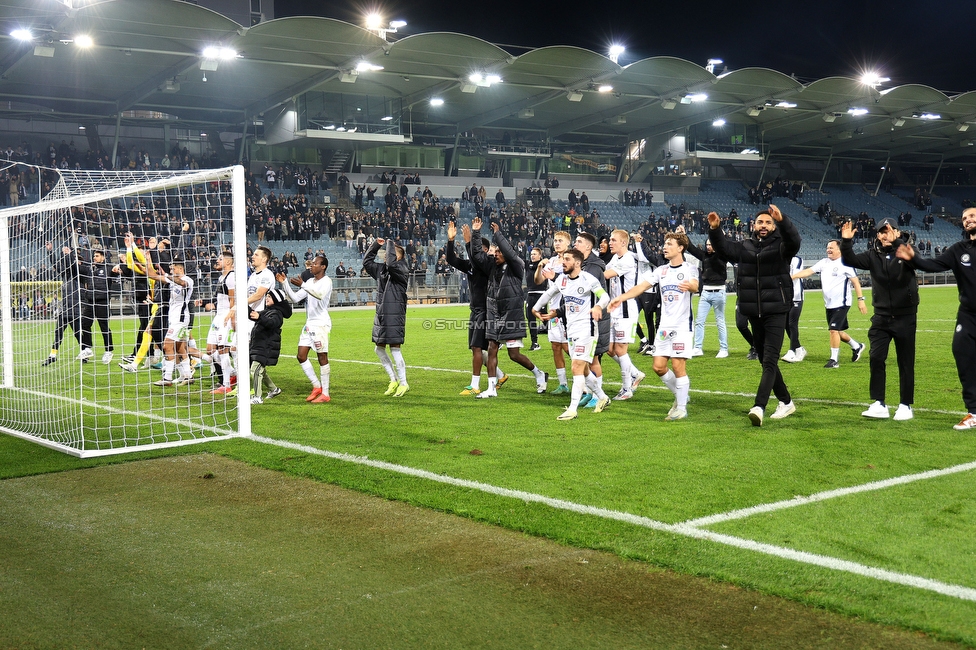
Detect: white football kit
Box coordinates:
(533, 270, 608, 361)
(809, 257, 856, 309)
(541, 254, 568, 343)
(163, 275, 194, 342)
(606, 251, 639, 343)
(641, 261, 698, 358)
(282, 275, 334, 353)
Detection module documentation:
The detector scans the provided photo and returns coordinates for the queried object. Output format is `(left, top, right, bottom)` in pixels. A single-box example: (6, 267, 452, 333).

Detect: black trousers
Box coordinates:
(52, 295, 88, 351)
(82, 299, 114, 352)
(748, 312, 791, 409)
(526, 292, 544, 344)
(868, 312, 916, 406)
(953, 309, 976, 413)
(736, 305, 755, 348)
(787, 300, 803, 350)
(639, 292, 660, 334)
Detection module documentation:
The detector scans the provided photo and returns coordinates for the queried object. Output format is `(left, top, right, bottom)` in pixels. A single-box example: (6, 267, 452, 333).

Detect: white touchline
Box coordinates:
(681, 459, 976, 527)
(248, 433, 976, 602)
(329, 358, 964, 415)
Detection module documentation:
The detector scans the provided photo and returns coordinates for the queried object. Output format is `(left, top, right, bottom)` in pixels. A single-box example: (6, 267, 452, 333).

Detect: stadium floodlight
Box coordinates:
(860, 71, 890, 88)
(608, 44, 625, 64)
(891, 117, 906, 127)
(661, 98, 677, 110)
(381, 115, 393, 121)
(429, 97, 444, 106)
(10, 28, 33, 41)
(848, 107, 868, 116)
(957, 123, 970, 132)
(202, 46, 237, 60)
(597, 84, 613, 93)
(365, 13, 383, 30)
(324, 124, 336, 129)
(823, 113, 837, 123)
(567, 91, 584, 102)
(356, 61, 384, 72)
(705, 58, 723, 73)
(0, 166, 251, 457)
(74, 34, 94, 48)
(366, 14, 407, 40)
(775, 101, 797, 108)
(390, 20, 407, 28)
(712, 119, 726, 127)
(686, 93, 708, 103)
(917, 113, 941, 120)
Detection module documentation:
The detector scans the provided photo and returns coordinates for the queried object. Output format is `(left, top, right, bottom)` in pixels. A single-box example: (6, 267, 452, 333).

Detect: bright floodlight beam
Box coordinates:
(365, 13, 383, 30)
(608, 44, 625, 63)
(429, 97, 444, 107)
(10, 28, 32, 41)
(712, 119, 726, 127)
(74, 34, 93, 48)
(860, 71, 890, 87)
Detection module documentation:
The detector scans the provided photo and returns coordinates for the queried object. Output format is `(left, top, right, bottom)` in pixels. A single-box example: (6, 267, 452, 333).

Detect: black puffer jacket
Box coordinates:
(249, 290, 293, 366)
(364, 240, 409, 345)
(582, 252, 611, 354)
(840, 238, 918, 316)
(446, 237, 494, 312)
(473, 227, 525, 341)
(710, 216, 801, 317)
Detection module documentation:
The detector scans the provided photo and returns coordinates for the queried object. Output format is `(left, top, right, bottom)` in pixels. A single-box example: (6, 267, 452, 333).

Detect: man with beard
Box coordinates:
(896, 207, 976, 430)
(840, 218, 919, 421)
(708, 206, 800, 426)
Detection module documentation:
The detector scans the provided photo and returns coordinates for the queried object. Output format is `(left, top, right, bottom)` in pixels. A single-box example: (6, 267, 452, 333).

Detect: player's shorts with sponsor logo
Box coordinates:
(567, 334, 597, 362)
(611, 315, 638, 344)
(826, 306, 851, 331)
(654, 328, 692, 359)
(298, 323, 332, 353)
(165, 319, 191, 342)
(547, 316, 568, 344)
(207, 312, 234, 347)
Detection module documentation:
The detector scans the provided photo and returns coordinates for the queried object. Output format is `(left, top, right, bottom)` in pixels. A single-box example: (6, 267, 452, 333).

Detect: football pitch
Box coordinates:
(4, 284, 976, 645)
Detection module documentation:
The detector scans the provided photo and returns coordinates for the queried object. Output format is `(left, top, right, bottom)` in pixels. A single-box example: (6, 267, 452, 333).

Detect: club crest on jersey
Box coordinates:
(963, 254, 971, 267)
(656, 329, 677, 341)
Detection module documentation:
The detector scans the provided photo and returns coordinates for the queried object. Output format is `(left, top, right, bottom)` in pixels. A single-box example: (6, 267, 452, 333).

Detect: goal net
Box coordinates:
(0, 164, 252, 457)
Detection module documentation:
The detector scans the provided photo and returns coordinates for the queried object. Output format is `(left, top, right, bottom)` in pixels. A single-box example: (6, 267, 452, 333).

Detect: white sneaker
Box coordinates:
(781, 349, 796, 363)
(250, 395, 264, 405)
(665, 407, 687, 421)
(631, 370, 646, 388)
(893, 404, 914, 421)
(691, 348, 704, 357)
(476, 389, 497, 399)
(770, 400, 796, 420)
(794, 347, 807, 362)
(556, 408, 578, 421)
(101, 351, 114, 364)
(715, 350, 729, 359)
(861, 401, 890, 419)
(748, 406, 764, 427)
(613, 388, 634, 401)
(76, 347, 94, 361)
(119, 362, 138, 373)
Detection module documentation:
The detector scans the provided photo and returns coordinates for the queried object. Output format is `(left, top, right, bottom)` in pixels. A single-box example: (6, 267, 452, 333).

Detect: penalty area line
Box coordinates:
(248, 433, 976, 602)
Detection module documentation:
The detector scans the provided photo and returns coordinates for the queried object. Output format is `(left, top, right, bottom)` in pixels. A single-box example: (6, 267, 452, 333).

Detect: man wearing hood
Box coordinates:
(248, 288, 293, 404)
(708, 205, 800, 426)
(840, 217, 919, 421)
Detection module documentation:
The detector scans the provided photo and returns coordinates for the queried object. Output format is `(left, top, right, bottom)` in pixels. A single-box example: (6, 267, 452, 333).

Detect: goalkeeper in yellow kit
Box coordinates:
(117, 233, 162, 372)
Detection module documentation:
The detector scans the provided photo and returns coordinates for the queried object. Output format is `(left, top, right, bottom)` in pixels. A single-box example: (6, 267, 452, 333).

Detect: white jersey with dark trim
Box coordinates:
(606, 251, 639, 318)
(790, 256, 804, 301)
(247, 268, 276, 312)
(640, 262, 698, 332)
(533, 270, 608, 337)
(809, 257, 856, 309)
(283, 275, 333, 328)
(164, 275, 194, 324)
(542, 255, 565, 311)
(216, 271, 235, 315)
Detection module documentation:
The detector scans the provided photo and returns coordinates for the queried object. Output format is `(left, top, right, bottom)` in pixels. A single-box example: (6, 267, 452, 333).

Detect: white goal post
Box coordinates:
(0, 164, 252, 457)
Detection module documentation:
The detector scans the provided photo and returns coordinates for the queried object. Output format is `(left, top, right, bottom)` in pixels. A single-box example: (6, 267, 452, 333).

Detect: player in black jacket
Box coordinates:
(896, 207, 976, 430)
(80, 248, 116, 364)
(41, 241, 92, 365)
(840, 218, 919, 420)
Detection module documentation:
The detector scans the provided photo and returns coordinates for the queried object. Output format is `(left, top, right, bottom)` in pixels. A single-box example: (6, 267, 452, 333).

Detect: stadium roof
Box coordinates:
(3, 0, 976, 165)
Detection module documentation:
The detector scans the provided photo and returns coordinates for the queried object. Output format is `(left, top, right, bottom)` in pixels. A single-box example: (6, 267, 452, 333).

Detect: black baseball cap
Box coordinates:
(877, 217, 897, 231)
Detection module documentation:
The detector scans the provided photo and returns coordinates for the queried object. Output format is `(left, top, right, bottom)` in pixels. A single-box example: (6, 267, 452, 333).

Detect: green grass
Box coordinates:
(3, 285, 976, 645)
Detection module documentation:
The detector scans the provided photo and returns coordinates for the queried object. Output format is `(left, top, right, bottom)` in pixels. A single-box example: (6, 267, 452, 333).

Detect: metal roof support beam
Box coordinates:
(929, 156, 944, 194)
(873, 153, 890, 196)
(818, 153, 833, 192)
(110, 111, 122, 170)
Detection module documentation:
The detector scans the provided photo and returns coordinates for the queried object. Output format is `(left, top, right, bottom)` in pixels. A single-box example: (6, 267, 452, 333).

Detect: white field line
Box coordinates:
(329, 358, 965, 416)
(682, 460, 976, 527)
(248, 433, 976, 602)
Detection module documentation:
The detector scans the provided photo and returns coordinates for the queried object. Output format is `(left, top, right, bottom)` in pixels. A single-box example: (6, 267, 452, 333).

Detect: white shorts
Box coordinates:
(165, 320, 191, 343)
(567, 335, 596, 362)
(611, 316, 638, 344)
(298, 323, 331, 353)
(503, 339, 524, 349)
(547, 316, 568, 344)
(207, 314, 234, 347)
(654, 328, 692, 359)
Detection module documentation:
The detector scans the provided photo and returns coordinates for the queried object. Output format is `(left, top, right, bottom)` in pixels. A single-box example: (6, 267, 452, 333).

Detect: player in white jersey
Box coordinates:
(532, 249, 611, 420)
(536, 230, 573, 394)
(207, 251, 237, 395)
(603, 229, 645, 400)
(278, 254, 334, 403)
(610, 232, 699, 420)
(782, 255, 807, 363)
(792, 239, 867, 368)
(145, 260, 195, 386)
(247, 246, 276, 314)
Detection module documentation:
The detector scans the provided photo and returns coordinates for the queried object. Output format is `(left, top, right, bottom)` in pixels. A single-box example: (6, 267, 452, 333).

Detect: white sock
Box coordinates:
(177, 359, 190, 379)
(495, 367, 505, 380)
(617, 353, 633, 390)
(300, 359, 320, 388)
(556, 367, 567, 386)
(675, 375, 690, 409)
(569, 374, 585, 410)
(660, 369, 678, 396)
(848, 338, 860, 349)
(470, 374, 480, 390)
(830, 347, 839, 362)
(487, 377, 497, 392)
(163, 359, 175, 381)
(594, 374, 607, 400)
(320, 363, 330, 394)
(375, 346, 396, 381)
(584, 372, 598, 394)
(390, 347, 407, 384)
(532, 366, 544, 382)
(219, 353, 233, 388)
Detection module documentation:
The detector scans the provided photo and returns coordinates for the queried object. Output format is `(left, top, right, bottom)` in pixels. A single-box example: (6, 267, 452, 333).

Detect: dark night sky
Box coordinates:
(275, 0, 976, 93)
